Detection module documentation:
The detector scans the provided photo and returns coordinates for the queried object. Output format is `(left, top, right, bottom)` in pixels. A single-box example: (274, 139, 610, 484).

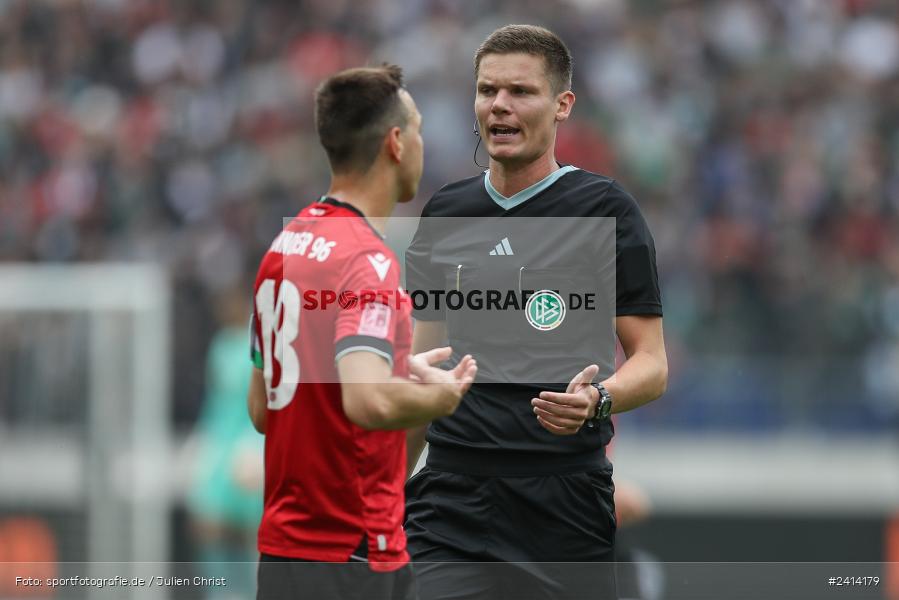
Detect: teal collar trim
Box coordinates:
(484, 165, 579, 211)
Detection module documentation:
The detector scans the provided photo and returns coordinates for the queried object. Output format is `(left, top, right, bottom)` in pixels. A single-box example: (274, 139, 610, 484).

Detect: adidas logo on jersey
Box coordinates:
(489, 237, 514, 256)
(367, 252, 392, 281)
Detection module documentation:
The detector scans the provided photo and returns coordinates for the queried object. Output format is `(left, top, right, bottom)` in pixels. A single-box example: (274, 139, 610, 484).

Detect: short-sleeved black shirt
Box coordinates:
(405, 167, 662, 456)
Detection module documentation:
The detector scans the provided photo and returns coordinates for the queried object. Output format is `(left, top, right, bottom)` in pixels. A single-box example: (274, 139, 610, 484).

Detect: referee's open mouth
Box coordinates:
(489, 125, 521, 140)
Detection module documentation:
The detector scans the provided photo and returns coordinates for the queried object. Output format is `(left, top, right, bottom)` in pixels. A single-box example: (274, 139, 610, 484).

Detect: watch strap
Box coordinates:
(587, 382, 612, 427)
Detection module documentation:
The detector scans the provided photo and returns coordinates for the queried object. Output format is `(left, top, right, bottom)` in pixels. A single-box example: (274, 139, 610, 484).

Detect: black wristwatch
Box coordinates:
(586, 383, 613, 428)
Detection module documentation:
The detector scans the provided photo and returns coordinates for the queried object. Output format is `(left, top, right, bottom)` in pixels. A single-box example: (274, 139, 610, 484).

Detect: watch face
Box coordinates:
(599, 398, 612, 420)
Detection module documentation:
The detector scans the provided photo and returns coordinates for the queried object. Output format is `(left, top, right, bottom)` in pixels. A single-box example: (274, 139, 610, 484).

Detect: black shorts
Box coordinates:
(256, 553, 418, 600)
(404, 461, 617, 600)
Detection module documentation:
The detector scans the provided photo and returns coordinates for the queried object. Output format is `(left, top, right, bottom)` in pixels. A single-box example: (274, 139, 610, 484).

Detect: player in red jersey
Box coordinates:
(247, 65, 476, 600)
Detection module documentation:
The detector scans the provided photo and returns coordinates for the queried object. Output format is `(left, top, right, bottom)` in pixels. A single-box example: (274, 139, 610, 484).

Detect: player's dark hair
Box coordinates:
(474, 25, 572, 94)
(314, 64, 409, 174)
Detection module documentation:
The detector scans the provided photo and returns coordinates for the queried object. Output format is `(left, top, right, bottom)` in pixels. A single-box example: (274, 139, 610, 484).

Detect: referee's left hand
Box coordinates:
(531, 364, 600, 435)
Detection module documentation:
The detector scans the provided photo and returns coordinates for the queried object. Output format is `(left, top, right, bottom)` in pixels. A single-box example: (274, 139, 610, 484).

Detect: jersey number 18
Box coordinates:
(255, 279, 300, 410)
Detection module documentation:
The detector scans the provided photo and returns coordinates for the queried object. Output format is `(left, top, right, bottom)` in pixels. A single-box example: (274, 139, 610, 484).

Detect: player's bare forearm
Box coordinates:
(371, 347, 477, 429)
(603, 315, 667, 414)
(338, 348, 475, 431)
(365, 377, 461, 429)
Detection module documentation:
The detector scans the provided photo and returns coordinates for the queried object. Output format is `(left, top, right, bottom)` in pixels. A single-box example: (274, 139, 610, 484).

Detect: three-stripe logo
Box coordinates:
(489, 237, 514, 256)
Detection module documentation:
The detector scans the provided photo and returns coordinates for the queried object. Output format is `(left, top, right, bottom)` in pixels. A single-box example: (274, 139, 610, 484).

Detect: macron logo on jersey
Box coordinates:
(489, 237, 514, 256)
(367, 253, 392, 282)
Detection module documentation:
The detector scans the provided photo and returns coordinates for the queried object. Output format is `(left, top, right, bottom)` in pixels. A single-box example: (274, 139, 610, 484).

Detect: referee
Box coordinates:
(404, 25, 668, 600)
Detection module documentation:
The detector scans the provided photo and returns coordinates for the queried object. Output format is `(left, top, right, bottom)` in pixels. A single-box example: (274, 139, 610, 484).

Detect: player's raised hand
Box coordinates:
(409, 348, 477, 390)
(408, 348, 477, 415)
(531, 364, 600, 436)
(450, 354, 477, 396)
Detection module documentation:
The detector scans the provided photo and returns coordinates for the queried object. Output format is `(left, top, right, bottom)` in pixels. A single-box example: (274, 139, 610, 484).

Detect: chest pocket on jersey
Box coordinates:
(443, 264, 522, 346)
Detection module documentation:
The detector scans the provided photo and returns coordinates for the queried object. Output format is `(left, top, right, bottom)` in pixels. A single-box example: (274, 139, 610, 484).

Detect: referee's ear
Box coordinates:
(554, 90, 575, 124)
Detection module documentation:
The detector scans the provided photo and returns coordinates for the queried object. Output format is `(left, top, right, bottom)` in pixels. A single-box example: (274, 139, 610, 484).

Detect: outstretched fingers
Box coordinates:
(456, 356, 477, 394)
(416, 346, 453, 366)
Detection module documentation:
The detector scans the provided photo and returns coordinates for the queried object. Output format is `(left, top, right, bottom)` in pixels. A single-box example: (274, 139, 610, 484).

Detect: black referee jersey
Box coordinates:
(405, 166, 662, 461)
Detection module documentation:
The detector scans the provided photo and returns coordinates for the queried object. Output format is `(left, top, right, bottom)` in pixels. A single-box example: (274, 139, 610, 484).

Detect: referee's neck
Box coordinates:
(488, 154, 561, 198)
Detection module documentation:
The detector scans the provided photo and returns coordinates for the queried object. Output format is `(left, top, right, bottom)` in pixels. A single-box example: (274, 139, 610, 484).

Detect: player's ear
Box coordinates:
(385, 126, 403, 163)
(554, 90, 575, 123)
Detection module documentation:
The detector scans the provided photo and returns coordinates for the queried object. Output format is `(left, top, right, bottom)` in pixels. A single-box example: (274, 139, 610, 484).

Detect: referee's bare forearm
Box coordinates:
(602, 315, 667, 413)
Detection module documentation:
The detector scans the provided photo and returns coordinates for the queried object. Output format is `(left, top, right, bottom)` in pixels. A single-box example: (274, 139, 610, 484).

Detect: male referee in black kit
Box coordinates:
(404, 25, 668, 600)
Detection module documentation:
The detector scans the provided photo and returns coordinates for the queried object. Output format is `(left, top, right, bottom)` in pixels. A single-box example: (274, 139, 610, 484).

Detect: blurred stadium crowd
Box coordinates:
(1, 0, 898, 432)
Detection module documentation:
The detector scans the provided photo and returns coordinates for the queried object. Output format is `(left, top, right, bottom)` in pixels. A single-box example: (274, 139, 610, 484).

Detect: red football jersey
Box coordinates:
(251, 197, 412, 571)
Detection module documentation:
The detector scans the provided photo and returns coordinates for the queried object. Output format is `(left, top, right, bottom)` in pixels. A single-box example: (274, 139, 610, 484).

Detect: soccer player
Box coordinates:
(247, 65, 477, 600)
(404, 25, 668, 599)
